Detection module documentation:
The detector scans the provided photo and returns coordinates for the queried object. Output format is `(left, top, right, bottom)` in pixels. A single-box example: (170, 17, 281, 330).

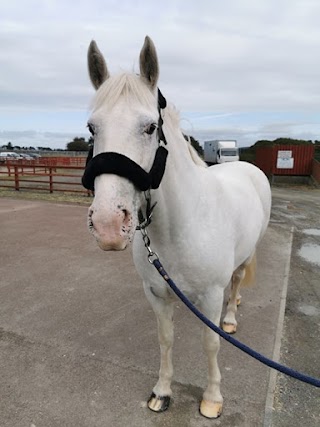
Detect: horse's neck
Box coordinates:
(150, 113, 208, 235)
(162, 140, 200, 195)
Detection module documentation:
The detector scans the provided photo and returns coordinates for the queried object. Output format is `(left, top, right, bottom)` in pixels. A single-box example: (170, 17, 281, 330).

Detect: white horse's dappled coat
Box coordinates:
(85, 36, 271, 419)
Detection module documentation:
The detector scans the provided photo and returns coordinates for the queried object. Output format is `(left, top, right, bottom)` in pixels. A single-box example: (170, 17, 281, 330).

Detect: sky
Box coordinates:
(0, 0, 320, 149)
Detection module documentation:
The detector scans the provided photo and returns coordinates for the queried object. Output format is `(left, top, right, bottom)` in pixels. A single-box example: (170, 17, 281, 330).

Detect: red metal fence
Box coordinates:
(255, 145, 315, 176)
(2, 153, 319, 192)
(41, 157, 87, 166)
(0, 158, 90, 195)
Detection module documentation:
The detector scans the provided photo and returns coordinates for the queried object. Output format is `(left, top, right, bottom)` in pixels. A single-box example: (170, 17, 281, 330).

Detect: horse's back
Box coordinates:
(208, 161, 271, 210)
(206, 161, 271, 245)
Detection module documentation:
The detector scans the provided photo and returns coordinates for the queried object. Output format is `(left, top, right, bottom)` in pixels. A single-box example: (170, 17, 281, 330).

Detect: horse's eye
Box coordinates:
(87, 123, 95, 135)
(145, 123, 157, 135)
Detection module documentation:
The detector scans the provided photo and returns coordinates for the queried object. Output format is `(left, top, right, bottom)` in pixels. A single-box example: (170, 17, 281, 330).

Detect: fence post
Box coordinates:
(14, 166, 19, 191)
(7, 163, 11, 177)
(49, 167, 53, 193)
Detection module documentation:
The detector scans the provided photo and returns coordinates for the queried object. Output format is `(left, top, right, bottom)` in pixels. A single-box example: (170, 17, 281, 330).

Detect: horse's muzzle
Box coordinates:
(88, 207, 133, 251)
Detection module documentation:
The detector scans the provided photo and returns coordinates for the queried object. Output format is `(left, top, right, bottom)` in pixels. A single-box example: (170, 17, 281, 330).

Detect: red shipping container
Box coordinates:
(255, 145, 315, 176)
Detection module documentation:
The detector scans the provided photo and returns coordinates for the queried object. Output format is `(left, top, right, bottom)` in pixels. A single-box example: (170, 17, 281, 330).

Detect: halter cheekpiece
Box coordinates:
(82, 89, 168, 192)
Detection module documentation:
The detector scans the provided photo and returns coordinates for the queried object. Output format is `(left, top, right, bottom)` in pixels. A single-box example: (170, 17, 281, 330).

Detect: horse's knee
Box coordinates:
(158, 329, 173, 347)
(203, 330, 220, 353)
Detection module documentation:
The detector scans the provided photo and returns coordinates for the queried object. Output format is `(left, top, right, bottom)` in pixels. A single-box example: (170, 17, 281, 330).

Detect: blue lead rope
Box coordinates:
(152, 258, 320, 388)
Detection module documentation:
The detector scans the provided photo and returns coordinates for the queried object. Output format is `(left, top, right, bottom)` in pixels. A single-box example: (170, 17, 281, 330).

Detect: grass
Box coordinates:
(0, 188, 92, 206)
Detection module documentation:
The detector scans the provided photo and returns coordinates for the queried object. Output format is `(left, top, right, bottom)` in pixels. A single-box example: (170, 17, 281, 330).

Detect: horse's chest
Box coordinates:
(133, 233, 233, 296)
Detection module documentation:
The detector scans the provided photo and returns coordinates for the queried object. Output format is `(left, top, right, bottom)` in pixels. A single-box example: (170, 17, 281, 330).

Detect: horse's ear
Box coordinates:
(88, 40, 109, 90)
(139, 36, 159, 90)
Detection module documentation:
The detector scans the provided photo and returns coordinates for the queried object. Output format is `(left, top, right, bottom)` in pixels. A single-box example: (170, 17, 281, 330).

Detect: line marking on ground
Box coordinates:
(263, 226, 294, 427)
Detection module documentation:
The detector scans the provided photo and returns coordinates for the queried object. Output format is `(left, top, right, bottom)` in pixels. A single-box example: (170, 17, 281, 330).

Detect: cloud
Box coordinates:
(0, 0, 319, 148)
(189, 121, 320, 147)
(2, 1, 320, 112)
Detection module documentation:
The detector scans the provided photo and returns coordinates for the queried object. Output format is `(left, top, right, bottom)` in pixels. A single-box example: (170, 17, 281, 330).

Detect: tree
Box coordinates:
(66, 137, 90, 151)
(189, 135, 204, 156)
(183, 134, 204, 157)
(37, 146, 52, 151)
(254, 138, 314, 148)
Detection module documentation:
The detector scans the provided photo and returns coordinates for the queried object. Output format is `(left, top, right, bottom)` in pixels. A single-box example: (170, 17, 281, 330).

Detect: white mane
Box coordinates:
(162, 105, 207, 167)
(186, 139, 208, 167)
(92, 73, 155, 112)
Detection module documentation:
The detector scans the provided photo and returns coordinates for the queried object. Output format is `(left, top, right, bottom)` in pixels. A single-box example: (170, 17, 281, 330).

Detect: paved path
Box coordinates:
(0, 191, 318, 427)
(268, 187, 320, 427)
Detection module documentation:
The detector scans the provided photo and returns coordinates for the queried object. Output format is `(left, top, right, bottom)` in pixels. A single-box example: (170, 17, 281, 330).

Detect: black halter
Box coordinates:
(82, 89, 168, 192)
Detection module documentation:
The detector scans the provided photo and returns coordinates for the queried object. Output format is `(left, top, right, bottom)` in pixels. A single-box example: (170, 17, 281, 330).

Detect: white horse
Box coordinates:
(84, 36, 271, 419)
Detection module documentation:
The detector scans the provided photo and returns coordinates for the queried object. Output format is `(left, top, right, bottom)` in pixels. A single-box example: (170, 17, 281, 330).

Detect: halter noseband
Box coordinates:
(82, 89, 168, 192)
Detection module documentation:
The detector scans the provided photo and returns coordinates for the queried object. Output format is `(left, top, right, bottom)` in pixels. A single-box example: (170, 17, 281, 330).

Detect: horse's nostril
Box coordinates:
(121, 209, 132, 227)
(122, 209, 129, 219)
(88, 208, 94, 230)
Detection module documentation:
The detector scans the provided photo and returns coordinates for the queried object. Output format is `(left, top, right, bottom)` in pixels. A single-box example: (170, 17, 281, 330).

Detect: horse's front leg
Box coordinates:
(143, 282, 174, 412)
(199, 287, 224, 419)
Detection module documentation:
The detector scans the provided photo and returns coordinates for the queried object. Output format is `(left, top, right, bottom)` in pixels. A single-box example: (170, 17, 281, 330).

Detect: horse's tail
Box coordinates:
(241, 252, 257, 287)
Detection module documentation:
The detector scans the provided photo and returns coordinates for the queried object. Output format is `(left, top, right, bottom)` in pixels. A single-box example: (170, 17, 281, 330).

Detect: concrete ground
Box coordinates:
(268, 186, 320, 427)
(0, 186, 319, 427)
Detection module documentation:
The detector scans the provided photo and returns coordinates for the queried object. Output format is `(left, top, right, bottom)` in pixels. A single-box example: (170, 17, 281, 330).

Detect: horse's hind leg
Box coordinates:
(222, 266, 245, 334)
(222, 253, 256, 334)
(143, 282, 174, 413)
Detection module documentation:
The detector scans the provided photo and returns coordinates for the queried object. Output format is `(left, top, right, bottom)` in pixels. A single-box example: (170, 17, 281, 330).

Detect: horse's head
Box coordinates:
(84, 36, 165, 251)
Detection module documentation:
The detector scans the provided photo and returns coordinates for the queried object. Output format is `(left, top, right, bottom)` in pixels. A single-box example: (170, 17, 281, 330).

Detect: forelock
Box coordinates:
(92, 73, 156, 112)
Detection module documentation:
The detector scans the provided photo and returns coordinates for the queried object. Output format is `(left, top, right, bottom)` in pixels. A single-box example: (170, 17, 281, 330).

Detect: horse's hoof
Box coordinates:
(200, 400, 223, 419)
(148, 392, 171, 412)
(222, 322, 237, 334)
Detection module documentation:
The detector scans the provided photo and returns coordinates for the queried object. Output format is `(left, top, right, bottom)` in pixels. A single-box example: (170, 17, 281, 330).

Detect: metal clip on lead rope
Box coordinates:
(140, 226, 159, 264)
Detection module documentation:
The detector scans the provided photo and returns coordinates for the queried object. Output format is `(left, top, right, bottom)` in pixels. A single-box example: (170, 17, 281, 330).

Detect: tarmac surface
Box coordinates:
(268, 187, 320, 427)
(0, 186, 319, 427)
